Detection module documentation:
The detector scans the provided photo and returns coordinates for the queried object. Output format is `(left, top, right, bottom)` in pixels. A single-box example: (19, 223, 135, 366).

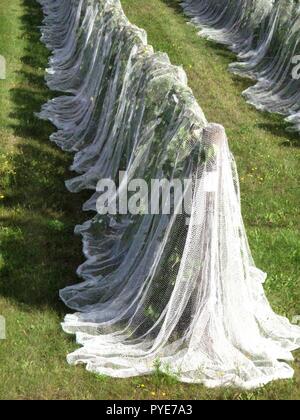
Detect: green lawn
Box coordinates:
(0, 0, 299, 400)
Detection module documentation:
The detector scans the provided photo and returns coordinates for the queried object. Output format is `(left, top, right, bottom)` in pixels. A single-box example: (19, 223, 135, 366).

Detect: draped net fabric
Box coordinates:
(37, 0, 300, 389)
(181, 0, 300, 134)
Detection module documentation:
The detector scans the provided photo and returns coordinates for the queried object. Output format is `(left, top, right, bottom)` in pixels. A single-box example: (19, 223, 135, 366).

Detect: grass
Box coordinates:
(0, 0, 299, 400)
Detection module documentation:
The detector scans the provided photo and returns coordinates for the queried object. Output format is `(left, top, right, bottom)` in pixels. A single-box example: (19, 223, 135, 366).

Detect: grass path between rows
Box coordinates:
(0, 0, 299, 399)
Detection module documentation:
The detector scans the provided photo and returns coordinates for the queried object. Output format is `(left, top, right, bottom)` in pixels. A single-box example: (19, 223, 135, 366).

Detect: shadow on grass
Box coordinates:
(256, 120, 300, 148)
(0, 0, 92, 312)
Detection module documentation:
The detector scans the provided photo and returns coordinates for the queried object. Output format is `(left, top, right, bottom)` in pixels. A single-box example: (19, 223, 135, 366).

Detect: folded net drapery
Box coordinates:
(37, 0, 300, 389)
(181, 0, 300, 133)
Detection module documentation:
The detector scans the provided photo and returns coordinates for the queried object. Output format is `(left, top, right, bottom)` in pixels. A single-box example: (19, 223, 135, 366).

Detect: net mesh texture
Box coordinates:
(37, 0, 300, 389)
(181, 0, 300, 134)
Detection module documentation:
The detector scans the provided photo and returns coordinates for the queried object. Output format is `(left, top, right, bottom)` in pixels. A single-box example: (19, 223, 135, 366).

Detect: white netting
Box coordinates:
(37, 0, 300, 389)
(181, 0, 300, 133)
